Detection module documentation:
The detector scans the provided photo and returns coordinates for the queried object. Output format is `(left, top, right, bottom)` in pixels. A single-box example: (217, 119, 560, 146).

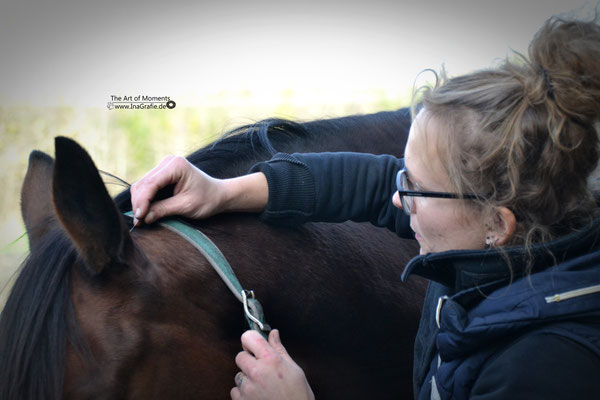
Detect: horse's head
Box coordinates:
(15, 137, 240, 399)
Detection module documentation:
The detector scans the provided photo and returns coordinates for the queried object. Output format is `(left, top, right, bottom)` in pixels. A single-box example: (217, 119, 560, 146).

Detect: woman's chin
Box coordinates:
(415, 234, 428, 255)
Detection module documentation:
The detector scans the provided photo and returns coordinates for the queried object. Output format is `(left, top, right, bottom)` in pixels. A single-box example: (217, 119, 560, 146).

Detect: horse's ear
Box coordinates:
(21, 150, 57, 249)
(52, 136, 130, 275)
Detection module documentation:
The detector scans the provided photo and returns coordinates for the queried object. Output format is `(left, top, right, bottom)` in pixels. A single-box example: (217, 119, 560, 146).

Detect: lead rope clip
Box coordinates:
(242, 289, 272, 335)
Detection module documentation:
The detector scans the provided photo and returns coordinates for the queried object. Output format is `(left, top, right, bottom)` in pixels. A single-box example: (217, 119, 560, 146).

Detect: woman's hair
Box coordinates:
(412, 15, 600, 256)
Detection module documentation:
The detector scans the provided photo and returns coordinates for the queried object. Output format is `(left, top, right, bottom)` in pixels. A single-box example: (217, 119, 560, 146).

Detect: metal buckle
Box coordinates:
(241, 289, 271, 333)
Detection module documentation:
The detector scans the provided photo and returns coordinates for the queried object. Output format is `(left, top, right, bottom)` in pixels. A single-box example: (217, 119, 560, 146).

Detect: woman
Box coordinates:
(131, 16, 600, 399)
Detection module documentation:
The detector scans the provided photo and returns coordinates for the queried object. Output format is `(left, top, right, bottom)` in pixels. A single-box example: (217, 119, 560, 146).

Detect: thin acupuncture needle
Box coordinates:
(129, 218, 138, 232)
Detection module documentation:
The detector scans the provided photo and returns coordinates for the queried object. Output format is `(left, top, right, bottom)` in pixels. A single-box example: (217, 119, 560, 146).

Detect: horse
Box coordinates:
(0, 108, 427, 399)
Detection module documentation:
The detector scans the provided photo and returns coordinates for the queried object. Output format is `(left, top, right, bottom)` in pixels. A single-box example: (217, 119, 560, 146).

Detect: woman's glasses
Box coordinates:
(396, 169, 479, 215)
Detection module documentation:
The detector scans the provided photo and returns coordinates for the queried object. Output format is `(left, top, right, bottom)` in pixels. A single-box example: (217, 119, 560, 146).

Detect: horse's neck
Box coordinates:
(192, 109, 411, 178)
(301, 109, 411, 156)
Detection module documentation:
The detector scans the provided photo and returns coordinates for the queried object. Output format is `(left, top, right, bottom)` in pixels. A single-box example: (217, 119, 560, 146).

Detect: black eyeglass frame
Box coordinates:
(396, 169, 480, 214)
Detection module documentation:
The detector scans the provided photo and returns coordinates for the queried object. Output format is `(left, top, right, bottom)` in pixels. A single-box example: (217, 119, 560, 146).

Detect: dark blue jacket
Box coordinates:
(408, 229, 600, 400)
(250, 152, 600, 399)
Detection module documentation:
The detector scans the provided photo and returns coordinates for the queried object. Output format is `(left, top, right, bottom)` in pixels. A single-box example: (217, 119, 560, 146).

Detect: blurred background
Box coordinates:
(0, 0, 592, 305)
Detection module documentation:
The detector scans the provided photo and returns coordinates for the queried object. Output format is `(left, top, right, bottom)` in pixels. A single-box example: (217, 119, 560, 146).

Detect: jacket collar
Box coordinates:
(401, 216, 600, 293)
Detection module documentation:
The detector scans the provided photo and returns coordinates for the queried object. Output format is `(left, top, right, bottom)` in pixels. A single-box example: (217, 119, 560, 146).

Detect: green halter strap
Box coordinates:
(125, 212, 271, 338)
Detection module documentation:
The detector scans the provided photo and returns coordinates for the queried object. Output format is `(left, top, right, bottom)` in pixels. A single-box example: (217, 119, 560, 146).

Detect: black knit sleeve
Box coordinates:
(248, 152, 413, 237)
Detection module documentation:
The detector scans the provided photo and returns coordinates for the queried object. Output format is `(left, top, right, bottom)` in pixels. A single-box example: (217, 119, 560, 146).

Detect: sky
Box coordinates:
(0, 0, 593, 108)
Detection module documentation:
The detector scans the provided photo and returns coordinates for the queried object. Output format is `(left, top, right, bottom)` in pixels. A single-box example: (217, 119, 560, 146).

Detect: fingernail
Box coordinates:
(135, 207, 141, 218)
(147, 211, 155, 222)
(273, 329, 280, 344)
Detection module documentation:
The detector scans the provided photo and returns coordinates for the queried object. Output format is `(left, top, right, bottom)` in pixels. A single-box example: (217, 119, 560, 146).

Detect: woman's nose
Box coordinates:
(392, 191, 403, 210)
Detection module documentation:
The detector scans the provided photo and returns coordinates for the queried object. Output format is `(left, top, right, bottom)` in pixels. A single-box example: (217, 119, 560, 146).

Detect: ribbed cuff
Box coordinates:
(248, 153, 315, 225)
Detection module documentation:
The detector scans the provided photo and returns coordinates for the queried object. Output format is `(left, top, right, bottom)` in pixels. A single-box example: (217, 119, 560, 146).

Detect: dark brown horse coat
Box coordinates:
(1, 110, 426, 399)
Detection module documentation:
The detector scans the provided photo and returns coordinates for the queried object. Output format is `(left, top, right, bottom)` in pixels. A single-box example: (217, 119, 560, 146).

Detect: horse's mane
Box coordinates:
(194, 119, 307, 159)
(115, 109, 409, 211)
(0, 227, 85, 400)
(185, 110, 409, 178)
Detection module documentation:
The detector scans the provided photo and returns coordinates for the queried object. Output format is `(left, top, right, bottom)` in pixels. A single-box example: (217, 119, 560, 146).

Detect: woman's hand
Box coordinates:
(231, 330, 315, 400)
(130, 156, 268, 225)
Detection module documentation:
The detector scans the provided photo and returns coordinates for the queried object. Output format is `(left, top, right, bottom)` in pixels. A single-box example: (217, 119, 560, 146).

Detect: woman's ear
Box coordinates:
(489, 207, 516, 246)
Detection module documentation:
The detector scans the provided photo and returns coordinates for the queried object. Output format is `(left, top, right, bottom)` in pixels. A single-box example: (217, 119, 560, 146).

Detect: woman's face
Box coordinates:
(392, 111, 487, 255)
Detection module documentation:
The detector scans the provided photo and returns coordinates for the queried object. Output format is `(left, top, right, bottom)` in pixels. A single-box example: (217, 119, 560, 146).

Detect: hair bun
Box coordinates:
(528, 16, 600, 123)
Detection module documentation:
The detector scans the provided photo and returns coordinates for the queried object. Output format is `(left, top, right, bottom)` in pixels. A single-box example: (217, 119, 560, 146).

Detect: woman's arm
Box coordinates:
(130, 152, 411, 237)
(130, 155, 268, 225)
(251, 152, 411, 236)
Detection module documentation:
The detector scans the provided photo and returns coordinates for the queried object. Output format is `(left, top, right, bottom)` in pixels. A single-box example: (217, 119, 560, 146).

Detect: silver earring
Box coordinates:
(485, 236, 497, 247)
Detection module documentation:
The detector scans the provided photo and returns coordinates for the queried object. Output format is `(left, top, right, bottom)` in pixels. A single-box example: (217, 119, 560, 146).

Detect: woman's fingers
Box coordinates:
(131, 156, 186, 222)
(235, 350, 257, 375)
(267, 329, 294, 363)
(240, 330, 274, 360)
(130, 156, 222, 223)
(232, 330, 315, 400)
(131, 157, 267, 226)
(143, 195, 186, 224)
(230, 386, 241, 400)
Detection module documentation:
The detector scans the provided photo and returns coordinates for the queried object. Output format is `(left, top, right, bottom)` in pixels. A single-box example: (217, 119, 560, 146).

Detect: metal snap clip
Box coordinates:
(241, 289, 271, 333)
